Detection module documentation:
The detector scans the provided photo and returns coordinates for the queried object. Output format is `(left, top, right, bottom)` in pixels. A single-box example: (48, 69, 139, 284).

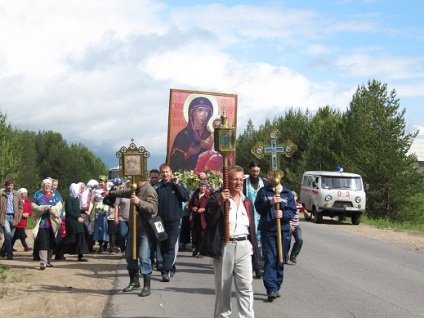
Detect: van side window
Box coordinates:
(315, 177, 320, 188)
(308, 176, 313, 187)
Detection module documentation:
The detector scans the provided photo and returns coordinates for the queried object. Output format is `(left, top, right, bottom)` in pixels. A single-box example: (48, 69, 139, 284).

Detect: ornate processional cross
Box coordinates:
(250, 128, 298, 181)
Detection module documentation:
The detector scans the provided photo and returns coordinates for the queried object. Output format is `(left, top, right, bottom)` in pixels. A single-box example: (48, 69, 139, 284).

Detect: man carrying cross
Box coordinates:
(251, 128, 297, 301)
(255, 178, 296, 301)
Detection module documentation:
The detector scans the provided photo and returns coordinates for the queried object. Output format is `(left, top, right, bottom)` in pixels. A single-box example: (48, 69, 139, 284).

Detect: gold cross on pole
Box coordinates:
(250, 128, 298, 178)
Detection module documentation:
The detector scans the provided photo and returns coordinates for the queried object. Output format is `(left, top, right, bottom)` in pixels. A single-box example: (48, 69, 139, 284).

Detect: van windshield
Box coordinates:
(320, 176, 362, 190)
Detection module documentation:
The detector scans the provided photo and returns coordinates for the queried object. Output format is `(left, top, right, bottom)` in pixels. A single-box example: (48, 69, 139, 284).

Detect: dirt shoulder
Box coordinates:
(0, 235, 120, 318)
(1, 223, 423, 318)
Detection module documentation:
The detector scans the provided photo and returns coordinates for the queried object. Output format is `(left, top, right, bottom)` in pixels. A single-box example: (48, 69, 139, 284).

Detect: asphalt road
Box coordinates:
(104, 221, 424, 318)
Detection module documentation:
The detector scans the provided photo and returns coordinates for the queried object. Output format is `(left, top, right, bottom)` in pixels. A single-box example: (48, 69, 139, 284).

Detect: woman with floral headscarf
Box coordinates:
(64, 183, 89, 261)
(32, 179, 62, 270)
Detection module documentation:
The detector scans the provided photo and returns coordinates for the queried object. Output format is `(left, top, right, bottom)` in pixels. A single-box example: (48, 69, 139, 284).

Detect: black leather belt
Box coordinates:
(229, 236, 248, 242)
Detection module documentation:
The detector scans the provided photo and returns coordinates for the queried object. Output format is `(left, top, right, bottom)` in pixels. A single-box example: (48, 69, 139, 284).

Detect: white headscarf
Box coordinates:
(86, 179, 99, 189)
(41, 179, 52, 187)
(69, 183, 80, 198)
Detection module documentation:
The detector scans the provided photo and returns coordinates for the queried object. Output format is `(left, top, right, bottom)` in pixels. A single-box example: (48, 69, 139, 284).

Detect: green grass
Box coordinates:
(0, 265, 10, 282)
(0, 265, 11, 298)
(11, 276, 24, 283)
(27, 216, 36, 230)
(362, 215, 424, 234)
(0, 265, 31, 299)
(0, 289, 8, 297)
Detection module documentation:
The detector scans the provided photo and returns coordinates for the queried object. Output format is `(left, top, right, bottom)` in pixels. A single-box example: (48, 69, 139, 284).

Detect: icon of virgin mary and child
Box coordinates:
(170, 96, 225, 173)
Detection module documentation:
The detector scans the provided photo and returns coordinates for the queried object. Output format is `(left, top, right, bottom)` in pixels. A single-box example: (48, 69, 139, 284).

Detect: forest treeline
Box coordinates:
(1, 79, 423, 224)
(0, 113, 108, 195)
(235, 80, 424, 224)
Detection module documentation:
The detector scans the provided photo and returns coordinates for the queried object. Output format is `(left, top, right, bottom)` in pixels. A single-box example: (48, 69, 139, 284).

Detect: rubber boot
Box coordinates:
(123, 270, 140, 292)
(138, 275, 151, 297)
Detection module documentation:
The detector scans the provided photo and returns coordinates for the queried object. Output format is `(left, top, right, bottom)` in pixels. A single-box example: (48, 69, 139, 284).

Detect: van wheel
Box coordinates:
(351, 213, 361, 225)
(313, 208, 323, 224)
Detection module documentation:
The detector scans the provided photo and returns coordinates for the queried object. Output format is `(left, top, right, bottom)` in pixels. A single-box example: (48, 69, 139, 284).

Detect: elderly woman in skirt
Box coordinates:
(32, 179, 62, 270)
(64, 183, 89, 261)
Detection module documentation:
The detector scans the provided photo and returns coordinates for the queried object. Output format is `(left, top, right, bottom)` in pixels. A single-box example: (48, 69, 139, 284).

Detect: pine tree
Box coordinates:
(341, 79, 422, 220)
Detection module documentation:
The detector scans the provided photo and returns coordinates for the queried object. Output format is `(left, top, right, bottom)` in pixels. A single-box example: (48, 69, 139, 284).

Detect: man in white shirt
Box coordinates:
(201, 165, 259, 318)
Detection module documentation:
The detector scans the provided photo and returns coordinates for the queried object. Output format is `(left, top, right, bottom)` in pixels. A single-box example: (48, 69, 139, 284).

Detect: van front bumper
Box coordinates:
(318, 206, 366, 214)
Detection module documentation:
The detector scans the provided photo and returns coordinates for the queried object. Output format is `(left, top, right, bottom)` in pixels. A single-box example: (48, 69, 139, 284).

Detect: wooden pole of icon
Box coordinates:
(131, 176, 137, 260)
(222, 155, 230, 242)
(251, 128, 298, 264)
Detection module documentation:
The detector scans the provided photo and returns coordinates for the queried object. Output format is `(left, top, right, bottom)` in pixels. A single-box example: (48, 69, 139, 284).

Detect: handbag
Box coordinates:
(147, 215, 168, 241)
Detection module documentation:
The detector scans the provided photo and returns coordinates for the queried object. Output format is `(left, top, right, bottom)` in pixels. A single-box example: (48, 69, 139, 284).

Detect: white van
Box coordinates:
(299, 171, 366, 225)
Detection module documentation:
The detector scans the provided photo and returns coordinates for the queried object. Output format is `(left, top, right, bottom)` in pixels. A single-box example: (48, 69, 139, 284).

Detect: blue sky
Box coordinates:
(0, 0, 423, 172)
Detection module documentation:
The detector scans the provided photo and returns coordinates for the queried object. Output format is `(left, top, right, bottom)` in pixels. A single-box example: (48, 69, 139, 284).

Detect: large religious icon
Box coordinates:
(167, 89, 237, 172)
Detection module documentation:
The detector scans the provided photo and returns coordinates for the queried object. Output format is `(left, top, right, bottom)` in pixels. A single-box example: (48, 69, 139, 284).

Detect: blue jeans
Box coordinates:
(118, 221, 129, 252)
(289, 226, 303, 258)
(126, 228, 153, 276)
(2, 215, 16, 256)
(160, 219, 181, 274)
(261, 230, 291, 294)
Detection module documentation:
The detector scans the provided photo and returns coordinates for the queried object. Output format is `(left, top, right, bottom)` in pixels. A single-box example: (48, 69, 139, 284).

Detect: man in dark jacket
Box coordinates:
(254, 179, 296, 301)
(201, 165, 259, 318)
(155, 163, 189, 282)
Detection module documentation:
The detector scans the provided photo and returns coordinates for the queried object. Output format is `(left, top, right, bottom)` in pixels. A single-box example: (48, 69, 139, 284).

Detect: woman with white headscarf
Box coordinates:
(11, 188, 33, 251)
(64, 183, 89, 261)
(79, 179, 98, 252)
(32, 178, 63, 270)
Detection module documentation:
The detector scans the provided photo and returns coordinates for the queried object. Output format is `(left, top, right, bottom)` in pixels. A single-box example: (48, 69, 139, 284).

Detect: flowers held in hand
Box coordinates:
(173, 169, 223, 191)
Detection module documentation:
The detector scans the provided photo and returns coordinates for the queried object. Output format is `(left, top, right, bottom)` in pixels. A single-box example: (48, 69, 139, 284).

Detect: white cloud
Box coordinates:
(0, 0, 423, 169)
(334, 54, 424, 80)
(170, 3, 323, 46)
(0, 0, 166, 80)
(395, 81, 424, 97)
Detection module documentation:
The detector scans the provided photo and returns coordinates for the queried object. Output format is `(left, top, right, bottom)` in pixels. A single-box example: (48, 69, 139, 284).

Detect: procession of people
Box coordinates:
(0, 157, 307, 318)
